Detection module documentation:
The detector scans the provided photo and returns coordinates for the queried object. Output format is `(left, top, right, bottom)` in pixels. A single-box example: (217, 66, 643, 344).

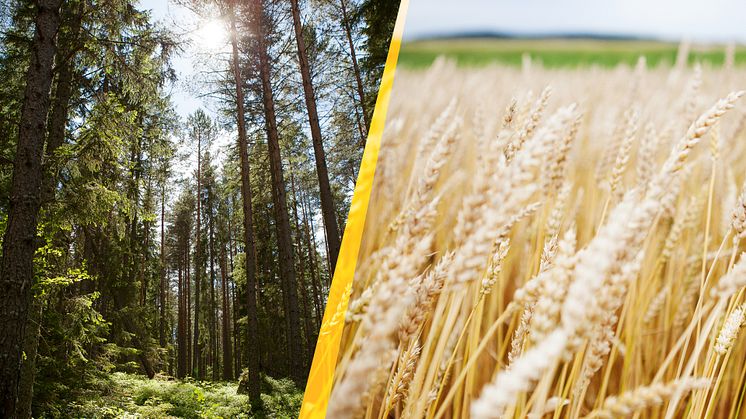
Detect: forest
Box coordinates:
(0, 0, 398, 417)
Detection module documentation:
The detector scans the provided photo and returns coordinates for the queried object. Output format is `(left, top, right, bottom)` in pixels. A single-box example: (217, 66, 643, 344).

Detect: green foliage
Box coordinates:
(25, 220, 112, 414)
(46, 372, 301, 418)
(33, 289, 113, 415)
(358, 0, 399, 74)
(358, 0, 400, 118)
(232, 252, 246, 288)
(259, 375, 304, 418)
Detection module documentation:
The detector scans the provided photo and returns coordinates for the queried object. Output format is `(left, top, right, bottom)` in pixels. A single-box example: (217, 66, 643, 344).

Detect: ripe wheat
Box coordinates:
(329, 52, 746, 419)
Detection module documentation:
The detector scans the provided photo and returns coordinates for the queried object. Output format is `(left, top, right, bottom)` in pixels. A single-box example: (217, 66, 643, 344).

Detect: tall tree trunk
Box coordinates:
(184, 236, 194, 374)
(231, 272, 241, 377)
(167, 266, 173, 376)
(193, 138, 202, 379)
(227, 197, 241, 378)
(290, 173, 313, 367)
(220, 243, 233, 380)
(139, 179, 154, 308)
(301, 193, 323, 329)
(228, 0, 261, 405)
(16, 299, 43, 419)
(178, 257, 186, 378)
(208, 190, 218, 381)
(160, 183, 167, 347)
(306, 198, 330, 289)
(139, 217, 151, 307)
(137, 178, 153, 308)
(351, 94, 366, 144)
(0, 0, 63, 413)
(289, 0, 341, 272)
(42, 0, 82, 203)
(124, 129, 142, 300)
(16, 4, 84, 414)
(121, 123, 154, 378)
(252, 0, 304, 384)
(339, 0, 370, 138)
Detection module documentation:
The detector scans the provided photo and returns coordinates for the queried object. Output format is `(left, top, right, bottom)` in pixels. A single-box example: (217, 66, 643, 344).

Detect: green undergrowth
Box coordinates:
(41, 372, 302, 418)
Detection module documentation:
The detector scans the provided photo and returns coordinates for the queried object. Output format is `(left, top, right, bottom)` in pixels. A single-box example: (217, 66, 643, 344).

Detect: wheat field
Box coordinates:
(328, 51, 746, 419)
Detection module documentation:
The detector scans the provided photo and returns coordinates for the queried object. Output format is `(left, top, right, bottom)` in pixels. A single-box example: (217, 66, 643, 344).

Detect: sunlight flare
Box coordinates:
(194, 18, 227, 51)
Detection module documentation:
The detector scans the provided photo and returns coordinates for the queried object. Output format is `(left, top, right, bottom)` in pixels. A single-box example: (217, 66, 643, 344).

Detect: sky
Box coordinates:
(138, 0, 227, 118)
(404, 0, 746, 43)
(138, 0, 234, 179)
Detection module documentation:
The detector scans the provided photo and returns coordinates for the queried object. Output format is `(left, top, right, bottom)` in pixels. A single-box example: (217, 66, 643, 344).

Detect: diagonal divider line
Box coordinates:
(298, 1, 411, 417)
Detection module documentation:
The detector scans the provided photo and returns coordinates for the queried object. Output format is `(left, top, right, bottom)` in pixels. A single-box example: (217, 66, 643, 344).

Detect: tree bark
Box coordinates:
(177, 257, 186, 378)
(289, 0, 341, 272)
(220, 243, 233, 380)
(15, 4, 85, 414)
(42, 0, 83, 203)
(186, 235, 192, 374)
(251, 0, 304, 384)
(208, 185, 218, 381)
(15, 299, 43, 419)
(306, 197, 330, 289)
(139, 211, 151, 307)
(228, 0, 261, 405)
(0, 0, 63, 413)
(193, 134, 202, 379)
(121, 121, 155, 379)
(301, 193, 323, 329)
(290, 173, 314, 367)
(227, 196, 241, 378)
(160, 182, 167, 348)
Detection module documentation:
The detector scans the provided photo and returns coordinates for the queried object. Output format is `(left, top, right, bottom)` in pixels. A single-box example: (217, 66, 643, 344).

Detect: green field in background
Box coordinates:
(398, 38, 746, 68)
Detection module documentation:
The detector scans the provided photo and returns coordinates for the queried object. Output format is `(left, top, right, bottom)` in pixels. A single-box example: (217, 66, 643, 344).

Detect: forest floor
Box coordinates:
(46, 372, 302, 418)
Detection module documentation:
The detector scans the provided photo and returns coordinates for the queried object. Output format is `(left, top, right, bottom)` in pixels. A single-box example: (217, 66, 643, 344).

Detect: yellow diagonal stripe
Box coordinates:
(298, 1, 409, 417)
